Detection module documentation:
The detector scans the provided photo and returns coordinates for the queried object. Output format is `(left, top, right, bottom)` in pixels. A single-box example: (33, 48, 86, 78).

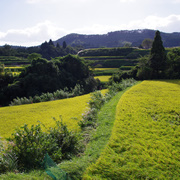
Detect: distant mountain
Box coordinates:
(54, 29, 180, 48)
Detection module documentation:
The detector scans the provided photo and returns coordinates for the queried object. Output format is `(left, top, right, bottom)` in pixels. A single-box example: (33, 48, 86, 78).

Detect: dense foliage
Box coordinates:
(110, 31, 180, 81)
(3, 119, 79, 171)
(0, 54, 99, 106)
(0, 40, 78, 60)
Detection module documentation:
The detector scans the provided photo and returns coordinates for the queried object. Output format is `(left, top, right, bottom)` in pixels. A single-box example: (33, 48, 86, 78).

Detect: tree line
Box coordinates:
(0, 40, 78, 60)
(0, 54, 100, 106)
(110, 30, 180, 82)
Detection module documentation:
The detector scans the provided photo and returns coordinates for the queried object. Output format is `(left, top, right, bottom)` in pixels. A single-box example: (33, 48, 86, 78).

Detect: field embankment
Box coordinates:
(83, 80, 180, 179)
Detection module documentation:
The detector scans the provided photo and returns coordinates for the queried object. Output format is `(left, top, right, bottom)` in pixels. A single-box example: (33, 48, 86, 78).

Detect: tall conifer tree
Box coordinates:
(149, 30, 166, 78)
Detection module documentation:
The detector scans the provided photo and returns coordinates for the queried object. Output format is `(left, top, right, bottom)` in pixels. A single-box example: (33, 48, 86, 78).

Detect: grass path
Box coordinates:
(58, 87, 132, 179)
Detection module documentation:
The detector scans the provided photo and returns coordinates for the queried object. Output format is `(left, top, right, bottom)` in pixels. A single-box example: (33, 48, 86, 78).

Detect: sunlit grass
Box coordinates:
(83, 80, 180, 179)
(94, 76, 111, 82)
(92, 68, 118, 71)
(0, 90, 107, 139)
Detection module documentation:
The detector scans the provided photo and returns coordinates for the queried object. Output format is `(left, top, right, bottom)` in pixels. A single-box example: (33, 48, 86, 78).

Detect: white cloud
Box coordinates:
(119, 0, 136, 2)
(26, 0, 93, 4)
(0, 21, 66, 46)
(108, 14, 180, 33)
(26, 0, 58, 4)
(0, 15, 180, 46)
(172, 0, 180, 3)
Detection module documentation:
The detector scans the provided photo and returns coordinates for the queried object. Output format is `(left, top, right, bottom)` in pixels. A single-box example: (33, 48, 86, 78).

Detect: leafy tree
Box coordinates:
(136, 56, 152, 80)
(141, 38, 153, 49)
(166, 47, 180, 78)
(27, 53, 42, 61)
(1, 55, 97, 106)
(148, 30, 166, 79)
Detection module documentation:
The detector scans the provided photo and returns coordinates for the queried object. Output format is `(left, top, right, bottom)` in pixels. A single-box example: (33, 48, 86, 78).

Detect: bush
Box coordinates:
(79, 91, 105, 129)
(88, 91, 106, 110)
(0, 138, 18, 174)
(6, 119, 79, 170)
(9, 84, 85, 106)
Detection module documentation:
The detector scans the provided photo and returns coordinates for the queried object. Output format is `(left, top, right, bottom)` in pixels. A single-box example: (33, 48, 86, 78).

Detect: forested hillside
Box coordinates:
(55, 29, 180, 48)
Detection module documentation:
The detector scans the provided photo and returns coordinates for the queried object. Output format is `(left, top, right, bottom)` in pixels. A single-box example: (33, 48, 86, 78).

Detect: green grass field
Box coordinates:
(83, 80, 180, 179)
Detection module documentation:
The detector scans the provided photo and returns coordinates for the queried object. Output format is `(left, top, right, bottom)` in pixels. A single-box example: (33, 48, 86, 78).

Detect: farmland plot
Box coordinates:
(0, 94, 90, 138)
(0, 90, 107, 138)
(83, 80, 180, 179)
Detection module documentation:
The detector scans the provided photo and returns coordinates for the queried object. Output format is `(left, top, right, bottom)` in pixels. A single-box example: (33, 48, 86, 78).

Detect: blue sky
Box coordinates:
(1, 0, 180, 46)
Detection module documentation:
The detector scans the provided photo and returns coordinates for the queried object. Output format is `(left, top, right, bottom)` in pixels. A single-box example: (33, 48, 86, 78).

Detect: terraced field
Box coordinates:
(83, 80, 180, 179)
(0, 91, 101, 139)
(94, 76, 111, 82)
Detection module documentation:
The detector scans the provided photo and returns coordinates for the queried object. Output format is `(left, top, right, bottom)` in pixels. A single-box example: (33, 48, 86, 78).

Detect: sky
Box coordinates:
(0, 0, 180, 46)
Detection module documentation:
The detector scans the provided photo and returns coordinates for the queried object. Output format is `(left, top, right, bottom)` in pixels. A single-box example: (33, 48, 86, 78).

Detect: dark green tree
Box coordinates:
(149, 30, 166, 79)
(56, 43, 60, 48)
(166, 47, 180, 79)
(63, 41, 67, 49)
(27, 53, 42, 61)
(49, 39, 54, 46)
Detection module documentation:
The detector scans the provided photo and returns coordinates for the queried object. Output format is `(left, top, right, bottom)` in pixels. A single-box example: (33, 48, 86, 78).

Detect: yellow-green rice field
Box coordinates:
(83, 80, 180, 179)
(92, 68, 118, 71)
(0, 90, 107, 139)
(94, 76, 111, 82)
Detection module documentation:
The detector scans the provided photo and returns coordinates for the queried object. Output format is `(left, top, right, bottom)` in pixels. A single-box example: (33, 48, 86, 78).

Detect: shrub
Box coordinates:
(0, 138, 18, 174)
(6, 119, 79, 170)
(48, 118, 79, 161)
(79, 91, 105, 129)
(9, 84, 85, 106)
(71, 84, 84, 96)
(88, 91, 106, 110)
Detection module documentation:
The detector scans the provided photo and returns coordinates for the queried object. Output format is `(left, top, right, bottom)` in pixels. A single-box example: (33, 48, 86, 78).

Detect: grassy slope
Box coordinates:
(58, 88, 131, 180)
(83, 80, 180, 179)
(0, 95, 89, 138)
(0, 89, 107, 138)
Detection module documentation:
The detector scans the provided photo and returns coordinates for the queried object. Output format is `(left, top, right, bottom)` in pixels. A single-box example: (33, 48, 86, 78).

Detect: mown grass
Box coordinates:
(94, 76, 111, 82)
(83, 80, 180, 179)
